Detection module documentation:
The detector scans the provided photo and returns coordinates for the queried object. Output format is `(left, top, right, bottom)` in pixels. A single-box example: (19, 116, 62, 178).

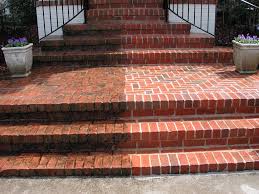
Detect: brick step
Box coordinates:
(63, 22, 191, 36)
(1, 90, 258, 122)
(33, 48, 233, 66)
(0, 118, 258, 153)
(89, 0, 164, 9)
(40, 34, 214, 51)
(0, 148, 258, 176)
(87, 8, 165, 21)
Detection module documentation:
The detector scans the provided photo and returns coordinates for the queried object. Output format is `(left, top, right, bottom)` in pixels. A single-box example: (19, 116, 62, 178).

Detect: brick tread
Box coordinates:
(0, 118, 258, 153)
(40, 33, 214, 50)
(63, 22, 191, 35)
(33, 48, 233, 65)
(0, 148, 258, 176)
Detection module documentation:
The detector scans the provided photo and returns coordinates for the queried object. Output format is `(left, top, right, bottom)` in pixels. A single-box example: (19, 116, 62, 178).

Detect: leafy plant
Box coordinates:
(234, 34, 259, 44)
(5, 37, 29, 47)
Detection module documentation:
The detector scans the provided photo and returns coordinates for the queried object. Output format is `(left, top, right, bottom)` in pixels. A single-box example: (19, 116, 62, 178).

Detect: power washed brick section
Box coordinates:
(0, 148, 258, 176)
(131, 148, 259, 176)
(0, 118, 258, 153)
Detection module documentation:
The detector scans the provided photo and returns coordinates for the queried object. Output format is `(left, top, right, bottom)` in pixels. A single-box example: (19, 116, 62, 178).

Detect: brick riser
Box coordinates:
(34, 49, 233, 66)
(0, 119, 258, 154)
(40, 35, 214, 51)
(0, 149, 258, 177)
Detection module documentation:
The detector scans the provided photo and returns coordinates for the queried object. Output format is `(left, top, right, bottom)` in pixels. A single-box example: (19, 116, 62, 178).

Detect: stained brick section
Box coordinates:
(0, 153, 131, 177)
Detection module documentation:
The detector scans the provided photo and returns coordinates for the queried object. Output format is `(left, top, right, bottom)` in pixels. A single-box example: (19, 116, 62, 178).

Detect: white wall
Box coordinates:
(169, 4, 216, 35)
(36, 5, 85, 39)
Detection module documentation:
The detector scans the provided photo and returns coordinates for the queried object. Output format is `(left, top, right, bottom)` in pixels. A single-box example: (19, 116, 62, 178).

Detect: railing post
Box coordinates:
(83, 0, 88, 23)
(0, 10, 4, 33)
(164, 0, 169, 22)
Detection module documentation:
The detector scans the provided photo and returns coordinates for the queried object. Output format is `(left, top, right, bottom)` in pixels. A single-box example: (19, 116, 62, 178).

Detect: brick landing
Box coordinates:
(0, 64, 258, 121)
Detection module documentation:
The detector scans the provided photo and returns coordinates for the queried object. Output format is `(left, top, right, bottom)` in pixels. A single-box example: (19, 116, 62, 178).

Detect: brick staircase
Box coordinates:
(0, 0, 258, 176)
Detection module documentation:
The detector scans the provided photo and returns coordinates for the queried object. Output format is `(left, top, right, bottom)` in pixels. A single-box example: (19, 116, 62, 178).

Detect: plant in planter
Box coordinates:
(2, 37, 33, 78)
(233, 34, 259, 74)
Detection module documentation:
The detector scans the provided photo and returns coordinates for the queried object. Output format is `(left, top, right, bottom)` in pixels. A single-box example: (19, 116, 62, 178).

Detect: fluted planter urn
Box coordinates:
(2, 38, 33, 78)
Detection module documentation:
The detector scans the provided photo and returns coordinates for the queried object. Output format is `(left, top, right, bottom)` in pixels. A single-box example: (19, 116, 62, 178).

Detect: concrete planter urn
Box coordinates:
(233, 40, 259, 74)
(2, 43, 33, 78)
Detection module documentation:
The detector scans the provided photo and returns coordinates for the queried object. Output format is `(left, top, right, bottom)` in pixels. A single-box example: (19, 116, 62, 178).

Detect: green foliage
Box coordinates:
(7, 0, 36, 27)
(0, 0, 38, 43)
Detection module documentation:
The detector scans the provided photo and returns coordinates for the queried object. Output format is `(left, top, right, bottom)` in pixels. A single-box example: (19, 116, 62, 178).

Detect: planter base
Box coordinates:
(11, 71, 31, 78)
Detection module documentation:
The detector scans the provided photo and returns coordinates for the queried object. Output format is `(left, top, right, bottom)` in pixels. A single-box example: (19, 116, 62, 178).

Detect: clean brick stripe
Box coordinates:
(0, 148, 258, 177)
(0, 118, 258, 153)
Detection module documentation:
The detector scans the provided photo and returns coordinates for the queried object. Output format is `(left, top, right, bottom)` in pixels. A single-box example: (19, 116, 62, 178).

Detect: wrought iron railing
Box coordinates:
(36, 0, 88, 40)
(163, 0, 259, 40)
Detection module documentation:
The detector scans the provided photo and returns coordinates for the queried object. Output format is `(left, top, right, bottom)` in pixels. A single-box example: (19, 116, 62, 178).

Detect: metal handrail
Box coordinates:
(241, 0, 259, 9)
(37, 0, 89, 40)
